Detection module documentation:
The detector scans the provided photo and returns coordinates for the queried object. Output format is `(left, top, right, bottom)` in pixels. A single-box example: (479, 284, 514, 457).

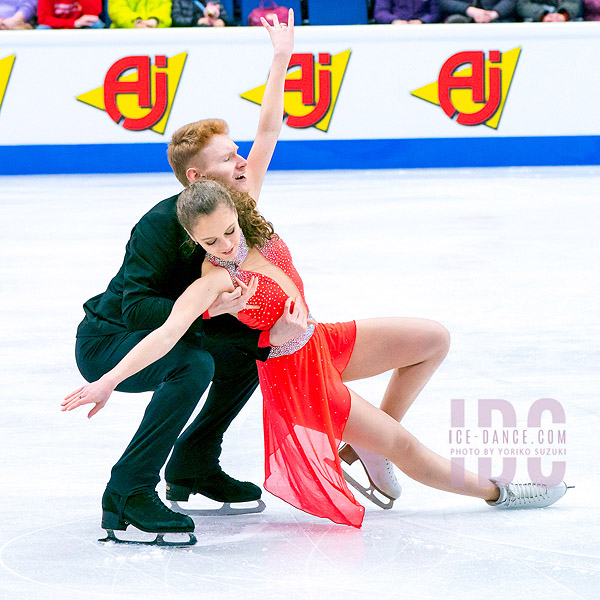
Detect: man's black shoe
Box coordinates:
(166, 471, 262, 503)
(101, 488, 195, 534)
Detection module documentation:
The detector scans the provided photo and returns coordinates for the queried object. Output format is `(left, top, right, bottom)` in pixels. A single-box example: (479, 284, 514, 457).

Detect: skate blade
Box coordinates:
(169, 499, 266, 516)
(99, 529, 197, 547)
(341, 470, 395, 510)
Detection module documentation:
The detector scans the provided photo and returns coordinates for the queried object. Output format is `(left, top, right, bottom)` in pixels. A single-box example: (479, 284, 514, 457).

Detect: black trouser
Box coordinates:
(75, 330, 260, 497)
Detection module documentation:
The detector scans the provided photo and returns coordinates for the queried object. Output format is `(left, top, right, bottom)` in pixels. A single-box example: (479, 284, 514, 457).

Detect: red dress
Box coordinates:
(207, 235, 365, 528)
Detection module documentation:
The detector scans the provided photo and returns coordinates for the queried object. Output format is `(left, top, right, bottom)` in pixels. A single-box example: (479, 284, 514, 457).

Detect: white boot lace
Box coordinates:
(504, 482, 548, 506)
(385, 459, 400, 488)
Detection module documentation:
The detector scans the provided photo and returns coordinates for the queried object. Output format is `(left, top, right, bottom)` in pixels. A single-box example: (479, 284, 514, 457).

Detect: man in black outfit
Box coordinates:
(70, 13, 296, 541)
(75, 192, 276, 537)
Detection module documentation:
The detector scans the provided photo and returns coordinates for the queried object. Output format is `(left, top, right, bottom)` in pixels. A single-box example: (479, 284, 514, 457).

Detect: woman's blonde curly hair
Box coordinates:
(177, 179, 276, 251)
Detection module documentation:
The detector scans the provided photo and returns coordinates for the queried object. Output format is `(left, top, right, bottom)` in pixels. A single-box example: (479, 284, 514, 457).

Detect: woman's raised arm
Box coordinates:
(245, 9, 294, 201)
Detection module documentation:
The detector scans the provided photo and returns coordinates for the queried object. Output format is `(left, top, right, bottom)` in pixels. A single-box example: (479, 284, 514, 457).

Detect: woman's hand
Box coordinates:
(261, 9, 294, 58)
(270, 296, 317, 346)
(207, 275, 259, 317)
(61, 376, 116, 419)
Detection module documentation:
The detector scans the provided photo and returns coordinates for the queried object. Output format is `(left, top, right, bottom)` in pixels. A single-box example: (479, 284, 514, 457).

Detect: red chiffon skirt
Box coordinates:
(257, 321, 365, 528)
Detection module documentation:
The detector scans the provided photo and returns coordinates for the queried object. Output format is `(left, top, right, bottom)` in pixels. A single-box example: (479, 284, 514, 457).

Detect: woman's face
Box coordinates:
(191, 205, 241, 260)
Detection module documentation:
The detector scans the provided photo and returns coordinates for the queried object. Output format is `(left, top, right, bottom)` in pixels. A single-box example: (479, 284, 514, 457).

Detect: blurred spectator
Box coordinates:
(172, 0, 230, 26)
(441, 0, 515, 21)
(517, 0, 580, 19)
(37, 0, 104, 27)
(109, 0, 172, 26)
(0, 0, 35, 28)
(583, 0, 600, 18)
(374, 0, 440, 23)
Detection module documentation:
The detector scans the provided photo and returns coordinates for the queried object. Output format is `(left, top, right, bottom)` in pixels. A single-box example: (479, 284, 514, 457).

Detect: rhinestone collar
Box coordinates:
(206, 229, 249, 281)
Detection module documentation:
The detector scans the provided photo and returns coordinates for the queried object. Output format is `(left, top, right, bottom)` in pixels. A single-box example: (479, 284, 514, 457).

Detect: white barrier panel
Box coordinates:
(1, 23, 599, 174)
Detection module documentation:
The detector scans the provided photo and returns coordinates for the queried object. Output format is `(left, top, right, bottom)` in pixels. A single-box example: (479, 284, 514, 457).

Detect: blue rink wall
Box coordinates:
(1, 136, 600, 175)
(1, 24, 600, 175)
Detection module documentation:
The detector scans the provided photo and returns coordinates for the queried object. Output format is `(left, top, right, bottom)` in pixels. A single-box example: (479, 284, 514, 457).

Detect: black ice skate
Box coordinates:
(166, 471, 266, 516)
(100, 489, 196, 546)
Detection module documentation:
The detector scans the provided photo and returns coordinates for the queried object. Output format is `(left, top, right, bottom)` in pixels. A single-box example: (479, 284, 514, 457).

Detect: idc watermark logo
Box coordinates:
(449, 398, 567, 487)
(241, 50, 351, 132)
(411, 48, 521, 130)
(77, 53, 187, 134)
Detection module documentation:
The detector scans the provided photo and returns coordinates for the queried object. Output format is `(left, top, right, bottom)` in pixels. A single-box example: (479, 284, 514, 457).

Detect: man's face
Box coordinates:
(187, 134, 248, 191)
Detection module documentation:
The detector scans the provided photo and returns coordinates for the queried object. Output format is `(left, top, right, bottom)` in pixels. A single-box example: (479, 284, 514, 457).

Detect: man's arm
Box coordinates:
(120, 210, 185, 332)
(203, 295, 316, 362)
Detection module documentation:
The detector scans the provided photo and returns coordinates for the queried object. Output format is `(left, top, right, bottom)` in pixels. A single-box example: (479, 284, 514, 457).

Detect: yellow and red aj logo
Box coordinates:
(77, 53, 187, 134)
(411, 47, 521, 129)
(241, 50, 351, 132)
(0, 55, 16, 116)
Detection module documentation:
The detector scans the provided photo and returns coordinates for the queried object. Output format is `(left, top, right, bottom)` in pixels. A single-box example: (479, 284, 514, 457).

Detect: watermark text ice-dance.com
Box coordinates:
(448, 398, 567, 487)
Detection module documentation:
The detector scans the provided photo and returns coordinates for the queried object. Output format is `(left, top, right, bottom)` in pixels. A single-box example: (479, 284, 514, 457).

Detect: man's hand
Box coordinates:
(270, 297, 317, 347)
(207, 276, 259, 317)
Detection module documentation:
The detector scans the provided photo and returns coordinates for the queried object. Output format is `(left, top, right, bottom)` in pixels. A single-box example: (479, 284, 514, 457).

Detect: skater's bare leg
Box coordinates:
(342, 318, 450, 421)
(342, 390, 500, 502)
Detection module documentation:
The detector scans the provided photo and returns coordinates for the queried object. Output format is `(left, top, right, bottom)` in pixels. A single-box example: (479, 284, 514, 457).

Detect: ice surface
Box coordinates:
(1, 167, 599, 599)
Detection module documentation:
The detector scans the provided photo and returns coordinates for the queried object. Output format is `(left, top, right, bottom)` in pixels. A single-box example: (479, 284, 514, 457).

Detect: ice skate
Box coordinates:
(166, 471, 266, 516)
(339, 443, 402, 510)
(99, 489, 196, 546)
(487, 479, 572, 509)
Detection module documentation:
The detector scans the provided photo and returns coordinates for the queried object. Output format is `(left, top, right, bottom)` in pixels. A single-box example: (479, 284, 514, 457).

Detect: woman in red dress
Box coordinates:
(64, 180, 569, 527)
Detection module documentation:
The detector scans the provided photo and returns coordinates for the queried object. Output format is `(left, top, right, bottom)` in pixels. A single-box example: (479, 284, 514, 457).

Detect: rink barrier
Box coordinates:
(1, 24, 599, 173)
(1, 136, 599, 175)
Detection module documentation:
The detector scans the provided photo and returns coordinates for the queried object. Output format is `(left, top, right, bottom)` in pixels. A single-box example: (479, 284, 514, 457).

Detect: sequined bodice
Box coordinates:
(207, 235, 309, 332)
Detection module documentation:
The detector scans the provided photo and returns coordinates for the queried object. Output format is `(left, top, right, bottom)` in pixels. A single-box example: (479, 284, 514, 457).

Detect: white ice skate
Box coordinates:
(487, 479, 572, 509)
(339, 443, 402, 510)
